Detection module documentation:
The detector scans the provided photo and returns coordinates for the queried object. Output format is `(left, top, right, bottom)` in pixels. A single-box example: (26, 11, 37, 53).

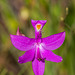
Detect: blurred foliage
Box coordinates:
(0, 0, 75, 75)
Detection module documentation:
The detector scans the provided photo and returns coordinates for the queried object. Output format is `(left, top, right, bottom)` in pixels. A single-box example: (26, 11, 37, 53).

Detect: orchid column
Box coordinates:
(10, 20, 65, 75)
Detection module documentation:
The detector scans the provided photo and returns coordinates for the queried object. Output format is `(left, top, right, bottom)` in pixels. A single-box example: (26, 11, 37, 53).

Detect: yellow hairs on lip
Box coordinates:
(36, 24, 41, 30)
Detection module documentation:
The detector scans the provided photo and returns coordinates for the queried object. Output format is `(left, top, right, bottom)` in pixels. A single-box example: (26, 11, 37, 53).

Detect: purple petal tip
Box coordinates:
(56, 56, 63, 63)
(18, 59, 23, 64)
(10, 34, 13, 38)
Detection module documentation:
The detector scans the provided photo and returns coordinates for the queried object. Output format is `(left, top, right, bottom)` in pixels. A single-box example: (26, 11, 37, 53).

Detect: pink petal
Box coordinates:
(41, 49, 63, 63)
(10, 35, 35, 51)
(16, 27, 21, 35)
(32, 59, 45, 75)
(18, 49, 35, 64)
(16, 27, 25, 36)
(42, 31, 65, 50)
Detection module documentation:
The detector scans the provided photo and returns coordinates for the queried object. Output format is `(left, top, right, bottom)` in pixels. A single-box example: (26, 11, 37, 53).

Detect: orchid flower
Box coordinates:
(10, 20, 65, 75)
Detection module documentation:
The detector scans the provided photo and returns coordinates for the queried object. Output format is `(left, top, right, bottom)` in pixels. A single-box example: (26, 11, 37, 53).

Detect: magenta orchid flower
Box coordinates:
(10, 20, 65, 75)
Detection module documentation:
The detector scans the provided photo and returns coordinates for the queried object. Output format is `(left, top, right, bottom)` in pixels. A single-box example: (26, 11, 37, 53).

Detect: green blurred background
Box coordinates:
(0, 0, 75, 75)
